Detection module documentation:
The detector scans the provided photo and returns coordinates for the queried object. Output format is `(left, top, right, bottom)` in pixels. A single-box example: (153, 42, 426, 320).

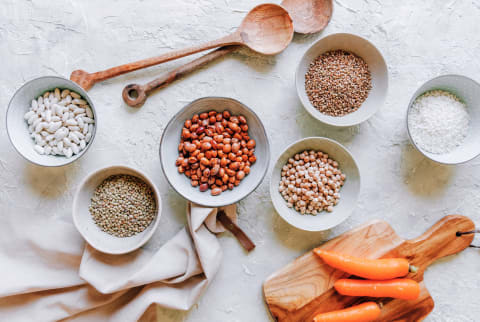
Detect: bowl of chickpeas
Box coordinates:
(160, 97, 270, 207)
(270, 137, 360, 231)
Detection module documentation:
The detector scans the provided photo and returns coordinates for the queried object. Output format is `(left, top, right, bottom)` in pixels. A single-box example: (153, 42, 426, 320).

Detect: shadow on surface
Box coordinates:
(24, 162, 77, 198)
(401, 143, 453, 196)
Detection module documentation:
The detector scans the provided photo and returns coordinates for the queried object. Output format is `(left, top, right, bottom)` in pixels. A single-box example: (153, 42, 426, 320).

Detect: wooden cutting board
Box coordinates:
(263, 215, 475, 322)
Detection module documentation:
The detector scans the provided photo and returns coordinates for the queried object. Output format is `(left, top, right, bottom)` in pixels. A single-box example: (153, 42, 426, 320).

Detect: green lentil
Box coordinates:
(89, 174, 156, 238)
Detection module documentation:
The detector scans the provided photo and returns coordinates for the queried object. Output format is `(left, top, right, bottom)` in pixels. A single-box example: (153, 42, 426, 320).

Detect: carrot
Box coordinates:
(334, 278, 420, 300)
(312, 302, 381, 322)
(313, 249, 416, 280)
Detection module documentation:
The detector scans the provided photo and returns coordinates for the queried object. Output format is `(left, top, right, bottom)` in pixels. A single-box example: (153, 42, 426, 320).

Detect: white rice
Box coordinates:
(408, 90, 469, 154)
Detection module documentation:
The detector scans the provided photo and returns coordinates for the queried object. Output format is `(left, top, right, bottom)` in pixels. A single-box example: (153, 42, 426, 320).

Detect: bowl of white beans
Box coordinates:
(6, 76, 97, 167)
(270, 137, 361, 231)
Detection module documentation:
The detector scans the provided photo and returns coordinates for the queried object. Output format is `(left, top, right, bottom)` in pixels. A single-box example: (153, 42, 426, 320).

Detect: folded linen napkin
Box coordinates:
(0, 203, 237, 321)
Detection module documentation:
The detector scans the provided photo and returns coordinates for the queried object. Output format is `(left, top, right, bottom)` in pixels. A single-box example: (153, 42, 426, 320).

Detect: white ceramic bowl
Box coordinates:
(6, 76, 97, 167)
(296, 33, 388, 127)
(270, 137, 360, 231)
(160, 97, 270, 207)
(406, 74, 480, 165)
(73, 165, 162, 254)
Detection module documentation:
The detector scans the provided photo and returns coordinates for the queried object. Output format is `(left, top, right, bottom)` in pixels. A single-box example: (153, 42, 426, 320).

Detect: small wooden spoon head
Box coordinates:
(281, 0, 333, 34)
(239, 3, 294, 55)
(122, 84, 147, 108)
(70, 69, 96, 91)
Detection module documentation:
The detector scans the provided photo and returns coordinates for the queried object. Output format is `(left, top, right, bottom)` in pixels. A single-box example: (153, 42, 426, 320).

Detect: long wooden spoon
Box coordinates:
(71, 3, 293, 91)
(122, 0, 333, 107)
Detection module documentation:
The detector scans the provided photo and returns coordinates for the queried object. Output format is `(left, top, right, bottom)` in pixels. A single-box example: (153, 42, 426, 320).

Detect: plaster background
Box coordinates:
(1, 0, 479, 321)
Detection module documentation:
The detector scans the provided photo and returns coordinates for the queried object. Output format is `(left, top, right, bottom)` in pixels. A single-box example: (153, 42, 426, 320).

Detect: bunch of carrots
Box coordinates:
(312, 249, 421, 322)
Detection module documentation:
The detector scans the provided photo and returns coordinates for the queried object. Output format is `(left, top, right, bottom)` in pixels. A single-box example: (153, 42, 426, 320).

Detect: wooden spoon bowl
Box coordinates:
(239, 3, 294, 55)
(281, 0, 333, 34)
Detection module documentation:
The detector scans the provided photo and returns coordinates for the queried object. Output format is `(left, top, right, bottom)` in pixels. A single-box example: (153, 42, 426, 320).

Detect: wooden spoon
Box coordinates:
(122, 0, 333, 107)
(71, 3, 293, 90)
(281, 0, 333, 34)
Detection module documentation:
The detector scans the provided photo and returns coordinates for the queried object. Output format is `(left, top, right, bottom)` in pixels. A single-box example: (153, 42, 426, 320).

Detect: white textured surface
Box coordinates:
(1, 0, 480, 321)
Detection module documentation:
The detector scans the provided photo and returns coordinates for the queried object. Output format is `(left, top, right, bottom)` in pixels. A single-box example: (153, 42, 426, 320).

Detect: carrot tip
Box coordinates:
(409, 265, 418, 273)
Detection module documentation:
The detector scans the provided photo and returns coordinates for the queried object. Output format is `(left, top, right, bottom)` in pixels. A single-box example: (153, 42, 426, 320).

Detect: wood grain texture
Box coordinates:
(71, 4, 293, 91)
(122, 46, 240, 107)
(281, 0, 333, 34)
(263, 215, 475, 322)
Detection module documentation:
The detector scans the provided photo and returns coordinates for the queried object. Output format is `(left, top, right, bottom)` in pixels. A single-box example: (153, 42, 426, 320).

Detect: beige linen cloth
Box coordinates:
(0, 203, 237, 321)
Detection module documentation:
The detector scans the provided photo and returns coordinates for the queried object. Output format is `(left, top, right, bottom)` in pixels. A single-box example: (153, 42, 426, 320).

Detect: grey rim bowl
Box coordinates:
(159, 97, 270, 208)
(270, 137, 361, 231)
(72, 165, 162, 255)
(406, 74, 480, 165)
(6, 76, 97, 167)
(296, 33, 388, 127)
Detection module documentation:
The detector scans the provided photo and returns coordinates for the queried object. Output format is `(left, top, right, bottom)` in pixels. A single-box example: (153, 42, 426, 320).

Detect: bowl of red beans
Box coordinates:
(160, 97, 270, 207)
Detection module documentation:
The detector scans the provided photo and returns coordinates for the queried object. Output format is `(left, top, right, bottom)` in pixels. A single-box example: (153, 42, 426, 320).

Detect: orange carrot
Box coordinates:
(313, 302, 381, 322)
(334, 278, 420, 300)
(313, 249, 415, 280)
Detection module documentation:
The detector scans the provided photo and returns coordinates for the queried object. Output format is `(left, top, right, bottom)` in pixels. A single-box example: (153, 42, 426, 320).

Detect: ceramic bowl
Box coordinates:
(406, 74, 480, 165)
(160, 97, 270, 207)
(296, 33, 388, 127)
(270, 137, 360, 231)
(73, 165, 162, 254)
(6, 76, 97, 167)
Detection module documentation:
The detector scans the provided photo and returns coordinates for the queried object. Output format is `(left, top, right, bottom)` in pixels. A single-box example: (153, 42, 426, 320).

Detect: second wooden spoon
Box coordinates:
(122, 0, 333, 107)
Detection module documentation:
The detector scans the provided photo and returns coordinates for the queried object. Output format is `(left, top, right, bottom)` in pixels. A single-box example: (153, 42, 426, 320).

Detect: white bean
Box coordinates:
(31, 99, 38, 110)
(61, 89, 70, 98)
(85, 106, 93, 118)
(45, 110, 52, 122)
(72, 98, 86, 105)
(27, 114, 38, 125)
(63, 137, 72, 147)
(44, 146, 52, 155)
(85, 132, 92, 143)
(65, 119, 77, 126)
(71, 144, 79, 155)
(24, 110, 35, 120)
(79, 139, 86, 149)
(46, 134, 55, 142)
(82, 123, 88, 135)
(62, 112, 69, 122)
(57, 141, 64, 151)
(54, 127, 68, 140)
(54, 88, 60, 100)
(34, 145, 45, 155)
(63, 147, 73, 158)
(47, 121, 62, 133)
(70, 92, 80, 99)
(73, 107, 85, 115)
(51, 116, 60, 122)
(69, 132, 80, 144)
(35, 121, 46, 133)
(77, 116, 84, 128)
(74, 131, 85, 140)
(37, 96, 43, 105)
(52, 146, 59, 155)
(68, 126, 80, 132)
(83, 117, 94, 124)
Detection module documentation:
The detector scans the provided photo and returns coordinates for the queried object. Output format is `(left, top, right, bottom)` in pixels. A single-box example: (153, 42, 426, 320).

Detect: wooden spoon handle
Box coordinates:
(393, 215, 475, 278)
(217, 210, 255, 252)
(122, 45, 240, 107)
(71, 33, 241, 90)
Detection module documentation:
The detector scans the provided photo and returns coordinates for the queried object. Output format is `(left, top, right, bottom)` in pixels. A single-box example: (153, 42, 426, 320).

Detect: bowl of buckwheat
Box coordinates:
(270, 137, 360, 231)
(73, 165, 162, 254)
(296, 33, 388, 127)
(6, 76, 97, 167)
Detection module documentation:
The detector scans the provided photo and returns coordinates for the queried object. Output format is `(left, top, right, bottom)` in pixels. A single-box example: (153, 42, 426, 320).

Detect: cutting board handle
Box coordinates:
(396, 215, 475, 278)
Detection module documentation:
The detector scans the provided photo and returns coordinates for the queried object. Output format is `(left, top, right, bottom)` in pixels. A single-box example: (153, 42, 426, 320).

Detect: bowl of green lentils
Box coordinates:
(73, 165, 161, 254)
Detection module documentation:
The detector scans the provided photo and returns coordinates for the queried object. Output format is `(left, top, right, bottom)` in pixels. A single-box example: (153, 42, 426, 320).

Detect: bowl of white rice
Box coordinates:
(406, 74, 480, 164)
